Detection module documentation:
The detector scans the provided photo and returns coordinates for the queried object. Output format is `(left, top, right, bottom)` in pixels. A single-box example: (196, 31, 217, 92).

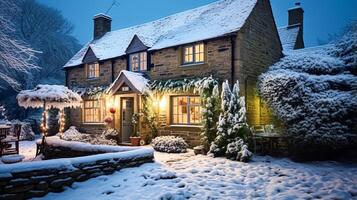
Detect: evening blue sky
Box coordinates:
(38, 0, 357, 47)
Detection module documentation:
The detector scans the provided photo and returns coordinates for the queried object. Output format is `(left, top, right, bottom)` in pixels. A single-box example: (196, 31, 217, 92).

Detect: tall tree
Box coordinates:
(0, 0, 38, 93)
(18, 0, 80, 86)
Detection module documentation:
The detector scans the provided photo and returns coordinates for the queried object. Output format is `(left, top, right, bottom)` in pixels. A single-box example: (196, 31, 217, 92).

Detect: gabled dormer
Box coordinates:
(82, 46, 100, 79)
(125, 35, 149, 72)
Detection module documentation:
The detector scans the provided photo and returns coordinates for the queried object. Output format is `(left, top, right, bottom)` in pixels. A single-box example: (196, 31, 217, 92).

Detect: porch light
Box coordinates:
(159, 96, 167, 110)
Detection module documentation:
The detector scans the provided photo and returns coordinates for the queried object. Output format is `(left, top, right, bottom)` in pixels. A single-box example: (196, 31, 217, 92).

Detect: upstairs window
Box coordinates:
(183, 43, 204, 65)
(130, 52, 147, 71)
(87, 63, 99, 79)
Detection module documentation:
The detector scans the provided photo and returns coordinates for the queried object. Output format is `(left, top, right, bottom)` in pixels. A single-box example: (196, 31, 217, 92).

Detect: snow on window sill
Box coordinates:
(170, 124, 202, 128)
(180, 62, 204, 68)
(82, 123, 106, 126)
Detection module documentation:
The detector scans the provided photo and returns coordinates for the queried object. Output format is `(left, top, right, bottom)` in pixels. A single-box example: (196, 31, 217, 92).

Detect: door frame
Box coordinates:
(120, 97, 134, 143)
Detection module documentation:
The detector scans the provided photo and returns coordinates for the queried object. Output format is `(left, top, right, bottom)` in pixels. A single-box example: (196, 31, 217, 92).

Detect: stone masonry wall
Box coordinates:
(0, 146, 153, 199)
(150, 37, 233, 83)
(234, 0, 283, 126)
(66, 60, 114, 89)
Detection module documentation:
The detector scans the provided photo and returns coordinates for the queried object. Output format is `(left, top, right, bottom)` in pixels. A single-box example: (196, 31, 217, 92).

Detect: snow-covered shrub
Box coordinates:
(226, 139, 244, 160)
(61, 126, 82, 141)
(237, 144, 253, 162)
(19, 122, 35, 141)
(61, 126, 117, 146)
(101, 128, 118, 141)
(10, 120, 35, 141)
(152, 136, 188, 153)
(258, 29, 357, 158)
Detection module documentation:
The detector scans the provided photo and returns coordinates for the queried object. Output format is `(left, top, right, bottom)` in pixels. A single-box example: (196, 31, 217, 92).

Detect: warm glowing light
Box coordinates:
(107, 97, 114, 109)
(152, 100, 159, 107)
(58, 109, 66, 136)
(159, 96, 167, 110)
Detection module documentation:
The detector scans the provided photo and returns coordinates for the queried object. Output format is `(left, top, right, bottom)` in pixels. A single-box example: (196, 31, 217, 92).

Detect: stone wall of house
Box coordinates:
(66, 60, 114, 89)
(0, 147, 153, 199)
(150, 37, 233, 83)
(113, 57, 128, 78)
(234, 0, 283, 126)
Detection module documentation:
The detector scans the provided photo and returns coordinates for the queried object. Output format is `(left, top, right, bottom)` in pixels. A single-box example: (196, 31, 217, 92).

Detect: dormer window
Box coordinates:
(129, 51, 147, 71)
(87, 63, 99, 79)
(183, 43, 204, 65)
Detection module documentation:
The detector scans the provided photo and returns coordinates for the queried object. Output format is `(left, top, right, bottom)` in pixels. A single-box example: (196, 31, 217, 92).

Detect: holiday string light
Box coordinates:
(40, 107, 48, 136)
(59, 109, 66, 137)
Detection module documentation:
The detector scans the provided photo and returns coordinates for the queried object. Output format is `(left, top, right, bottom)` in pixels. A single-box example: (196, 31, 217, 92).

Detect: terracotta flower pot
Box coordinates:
(130, 136, 141, 146)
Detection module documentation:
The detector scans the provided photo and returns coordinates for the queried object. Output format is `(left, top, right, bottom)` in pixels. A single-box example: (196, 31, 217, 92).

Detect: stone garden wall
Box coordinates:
(0, 137, 154, 199)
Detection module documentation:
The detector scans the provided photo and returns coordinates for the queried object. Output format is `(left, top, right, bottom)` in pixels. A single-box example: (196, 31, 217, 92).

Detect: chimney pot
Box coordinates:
(93, 13, 112, 40)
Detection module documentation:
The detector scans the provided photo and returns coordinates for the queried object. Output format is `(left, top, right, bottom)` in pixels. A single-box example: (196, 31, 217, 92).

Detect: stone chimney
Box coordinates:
(288, 2, 304, 27)
(288, 2, 304, 49)
(93, 13, 112, 40)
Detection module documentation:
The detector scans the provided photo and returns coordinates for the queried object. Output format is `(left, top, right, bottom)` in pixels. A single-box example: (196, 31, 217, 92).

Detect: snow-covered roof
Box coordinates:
(17, 84, 82, 109)
(106, 70, 149, 94)
(64, 0, 258, 68)
(278, 26, 300, 52)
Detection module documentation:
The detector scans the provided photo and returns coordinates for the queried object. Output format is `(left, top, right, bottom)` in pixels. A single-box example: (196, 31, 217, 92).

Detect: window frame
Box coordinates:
(87, 63, 100, 79)
(182, 43, 205, 65)
(83, 99, 103, 123)
(170, 95, 202, 125)
(129, 51, 147, 72)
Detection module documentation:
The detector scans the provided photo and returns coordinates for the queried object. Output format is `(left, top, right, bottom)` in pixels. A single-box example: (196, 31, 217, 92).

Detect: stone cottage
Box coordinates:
(63, 0, 304, 147)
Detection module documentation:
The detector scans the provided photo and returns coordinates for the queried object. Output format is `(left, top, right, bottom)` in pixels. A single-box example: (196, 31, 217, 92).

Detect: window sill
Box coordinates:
(87, 77, 100, 80)
(169, 124, 203, 128)
(180, 62, 204, 68)
(82, 123, 105, 126)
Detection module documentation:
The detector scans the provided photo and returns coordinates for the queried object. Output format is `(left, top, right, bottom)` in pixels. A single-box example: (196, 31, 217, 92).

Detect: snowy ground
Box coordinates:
(29, 149, 357, 200)
(0, 137, 40, 164)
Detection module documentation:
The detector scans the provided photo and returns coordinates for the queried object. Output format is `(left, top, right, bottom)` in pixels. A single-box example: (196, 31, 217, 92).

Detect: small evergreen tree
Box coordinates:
(209, 81, 232, 156)
(230, 81, 249, 140)
(209, 80, 252, 162)
(201, 81, 220, 150)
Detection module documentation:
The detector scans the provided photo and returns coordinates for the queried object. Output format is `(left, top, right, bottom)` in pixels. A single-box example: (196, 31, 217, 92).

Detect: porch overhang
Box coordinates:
(106, 70, 149, 96)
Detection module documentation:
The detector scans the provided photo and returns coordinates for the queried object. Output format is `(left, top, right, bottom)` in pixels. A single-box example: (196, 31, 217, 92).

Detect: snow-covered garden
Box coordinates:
(37, 148, 357, 200)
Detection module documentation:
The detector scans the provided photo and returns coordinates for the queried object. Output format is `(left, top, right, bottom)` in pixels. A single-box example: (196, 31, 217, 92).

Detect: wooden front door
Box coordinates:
(121, 97, 134, 143)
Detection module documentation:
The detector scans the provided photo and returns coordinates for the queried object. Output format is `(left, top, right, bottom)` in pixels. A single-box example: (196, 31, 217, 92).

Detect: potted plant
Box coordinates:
(130, 113, 142, 146)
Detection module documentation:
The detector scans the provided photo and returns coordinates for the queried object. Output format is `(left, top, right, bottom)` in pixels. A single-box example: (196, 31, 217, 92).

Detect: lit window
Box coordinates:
(83, 100, 102, 123)
(130, 52, 147, 71)
(183, 43, 204, 64)
(87, 63, 99, 79)
(171, 96, 201, 125)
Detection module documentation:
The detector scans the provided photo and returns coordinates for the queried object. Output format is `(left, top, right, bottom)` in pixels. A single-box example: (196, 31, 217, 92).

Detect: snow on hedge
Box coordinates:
(258, 29, 357, 153)
(152, 136, 188, 153)
(17, 84, 82, 109)
(61, 126, 118, 146)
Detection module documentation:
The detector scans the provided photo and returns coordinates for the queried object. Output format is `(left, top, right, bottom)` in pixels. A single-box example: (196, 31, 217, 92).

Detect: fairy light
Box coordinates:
(40, 108, 48, 136)
(58, 109, 66, 138)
